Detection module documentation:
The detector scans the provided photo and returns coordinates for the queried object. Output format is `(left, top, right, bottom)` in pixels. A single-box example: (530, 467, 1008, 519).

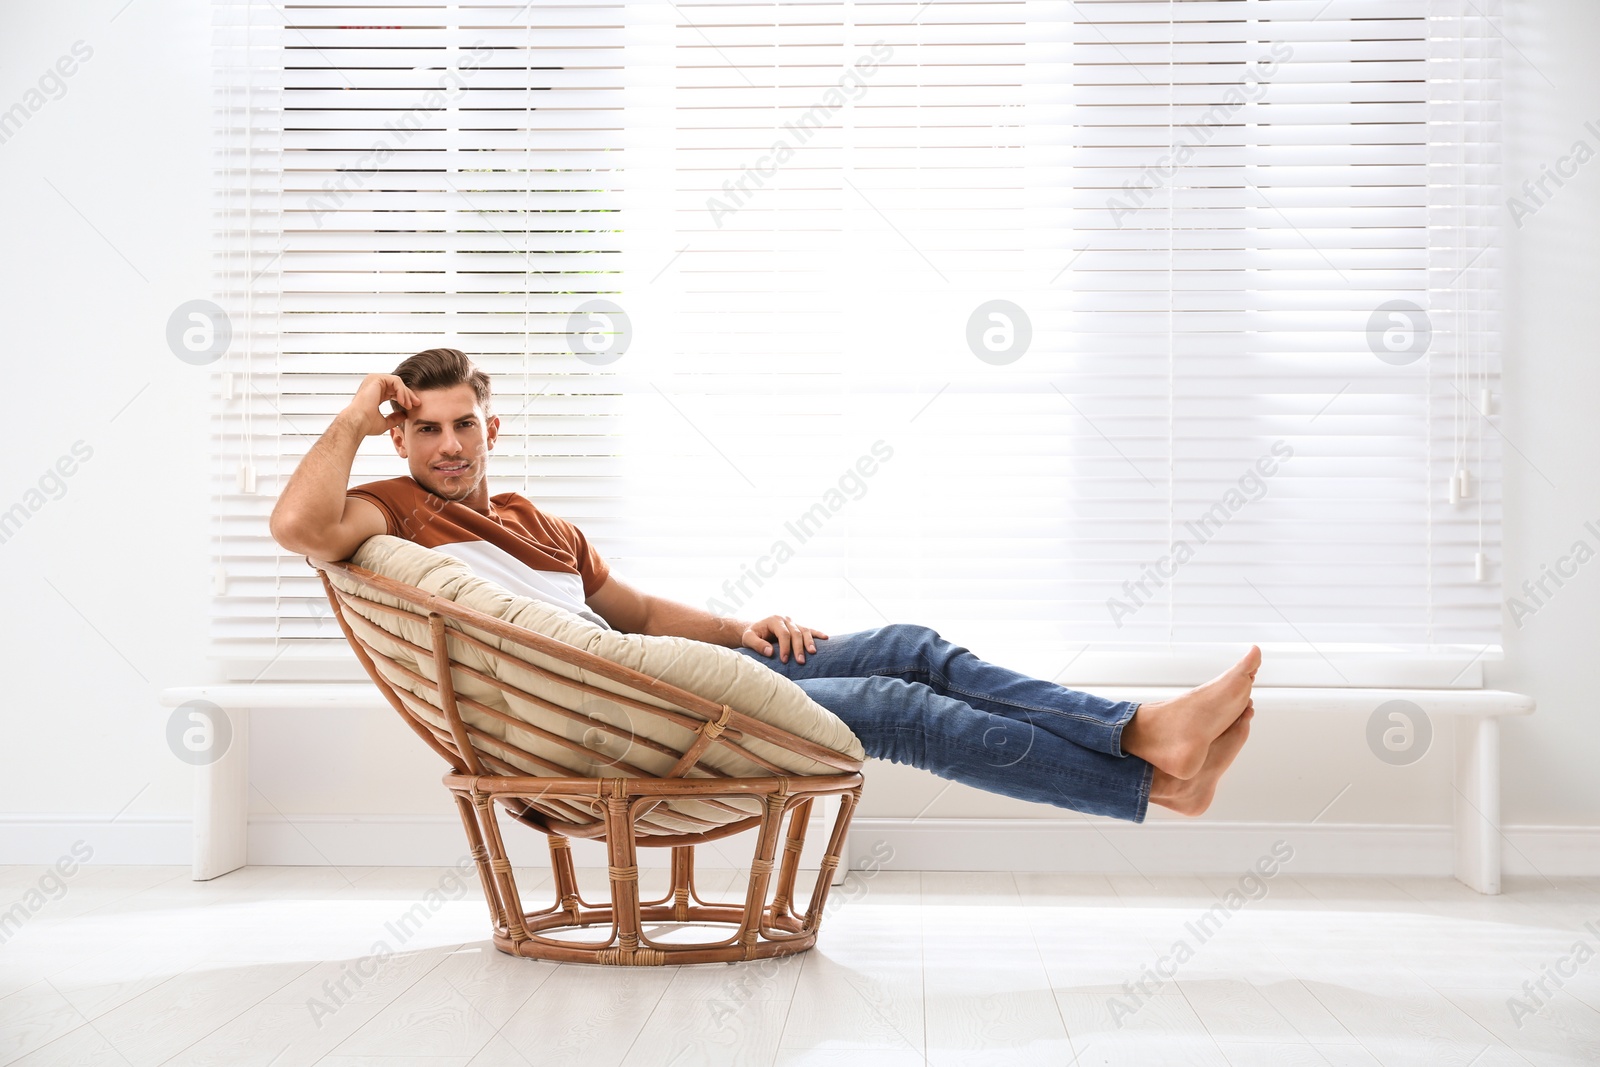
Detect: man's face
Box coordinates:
(388, 383, 499, 501)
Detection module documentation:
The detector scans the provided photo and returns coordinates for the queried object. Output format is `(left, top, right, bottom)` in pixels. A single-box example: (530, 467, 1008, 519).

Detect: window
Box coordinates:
(215, 1, 1502, 684)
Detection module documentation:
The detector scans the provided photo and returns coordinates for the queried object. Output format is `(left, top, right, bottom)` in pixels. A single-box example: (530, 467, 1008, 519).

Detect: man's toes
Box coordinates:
(1231, 651, 1260, 692)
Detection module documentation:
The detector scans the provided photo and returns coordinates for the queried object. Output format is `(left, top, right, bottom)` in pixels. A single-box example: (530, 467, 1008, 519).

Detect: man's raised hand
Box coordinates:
(742, 614, 829, 665)
(345, 373, 422, 437)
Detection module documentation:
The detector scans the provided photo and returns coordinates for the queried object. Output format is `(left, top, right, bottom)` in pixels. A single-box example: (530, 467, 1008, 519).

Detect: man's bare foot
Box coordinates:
(1148, 703, 1253, 816)
(1120, 646, 1260, 780)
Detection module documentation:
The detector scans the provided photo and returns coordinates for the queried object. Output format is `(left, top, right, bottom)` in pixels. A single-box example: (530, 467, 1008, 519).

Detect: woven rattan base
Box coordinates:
(448, 774, 862, 966)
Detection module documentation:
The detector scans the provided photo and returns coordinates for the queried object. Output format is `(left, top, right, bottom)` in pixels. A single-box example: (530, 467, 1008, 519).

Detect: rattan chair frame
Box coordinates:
(310, 555, 864, 966)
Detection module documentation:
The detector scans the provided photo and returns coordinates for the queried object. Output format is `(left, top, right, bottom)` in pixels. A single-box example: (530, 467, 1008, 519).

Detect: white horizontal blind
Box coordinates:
(213, 2, 633, 661)
(1089, 0, 1500, 651)
(609, 3, 855, 621)
(827, 0, 1504, 655)
(214, 0, 1502, 668)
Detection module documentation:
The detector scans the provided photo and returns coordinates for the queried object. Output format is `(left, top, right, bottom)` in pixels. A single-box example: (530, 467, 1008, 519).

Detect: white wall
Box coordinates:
(1, 0, 1596, 872)
(1494, 0, 1600, 830)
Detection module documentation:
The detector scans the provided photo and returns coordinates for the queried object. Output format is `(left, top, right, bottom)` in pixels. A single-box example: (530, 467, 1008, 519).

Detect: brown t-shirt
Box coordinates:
(347, 476, 612, 628)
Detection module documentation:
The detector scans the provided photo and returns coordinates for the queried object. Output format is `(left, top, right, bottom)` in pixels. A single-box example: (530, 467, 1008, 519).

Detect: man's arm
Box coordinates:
(269, 373, 418, 561)
(587, 575, 827, 664)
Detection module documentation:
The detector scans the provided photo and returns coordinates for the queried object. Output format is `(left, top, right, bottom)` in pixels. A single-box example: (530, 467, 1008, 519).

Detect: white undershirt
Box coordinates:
(432, 540, 612, 630)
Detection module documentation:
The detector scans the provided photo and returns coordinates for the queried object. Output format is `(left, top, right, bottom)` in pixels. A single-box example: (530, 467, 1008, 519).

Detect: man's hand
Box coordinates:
(742, 615, 829, 665)
(268, 371, 406, 561)
(345, 373, 422, 437)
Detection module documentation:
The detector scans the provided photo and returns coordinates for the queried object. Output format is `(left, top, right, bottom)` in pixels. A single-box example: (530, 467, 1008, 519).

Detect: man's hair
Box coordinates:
(391, 348, 493, 415)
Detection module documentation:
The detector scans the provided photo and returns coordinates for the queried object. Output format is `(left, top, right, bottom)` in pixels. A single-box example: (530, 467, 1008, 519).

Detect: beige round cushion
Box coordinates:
(329, 535, 864, 836)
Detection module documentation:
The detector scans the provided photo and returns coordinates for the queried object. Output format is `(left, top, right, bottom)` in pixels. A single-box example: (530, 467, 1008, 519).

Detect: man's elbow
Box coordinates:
(269, 507, 328, 560)
(589, 587, 652, 635)
(632, 596, 664, 637)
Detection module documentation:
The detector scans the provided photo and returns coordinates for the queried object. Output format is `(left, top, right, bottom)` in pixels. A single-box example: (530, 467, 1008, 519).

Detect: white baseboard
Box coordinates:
(244, 813, 797, 871)
(845, 818, 1600, 878)
(3, 814, 1597, 877)
(0, 814, 192, 866)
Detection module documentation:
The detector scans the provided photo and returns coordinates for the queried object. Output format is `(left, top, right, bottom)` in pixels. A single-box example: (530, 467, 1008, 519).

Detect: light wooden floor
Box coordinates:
(2, 862, 1597, 1066)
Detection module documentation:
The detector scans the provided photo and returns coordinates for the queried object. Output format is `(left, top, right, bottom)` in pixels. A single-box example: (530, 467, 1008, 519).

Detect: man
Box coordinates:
(271, 349, 1256, 822)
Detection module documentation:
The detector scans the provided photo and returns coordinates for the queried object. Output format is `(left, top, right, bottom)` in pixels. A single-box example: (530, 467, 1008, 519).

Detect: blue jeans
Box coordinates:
(736, 623, 1153, 822)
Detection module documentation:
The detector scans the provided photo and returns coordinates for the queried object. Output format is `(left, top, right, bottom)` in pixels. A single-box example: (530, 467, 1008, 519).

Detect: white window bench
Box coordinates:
(158, 684, 1533, 894)
(157, 682, 851, 886)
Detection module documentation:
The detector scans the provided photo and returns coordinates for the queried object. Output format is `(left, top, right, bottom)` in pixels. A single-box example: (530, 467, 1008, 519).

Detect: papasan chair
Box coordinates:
(310, 535, 865, 966)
